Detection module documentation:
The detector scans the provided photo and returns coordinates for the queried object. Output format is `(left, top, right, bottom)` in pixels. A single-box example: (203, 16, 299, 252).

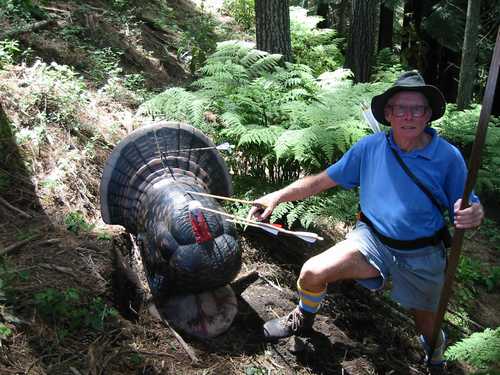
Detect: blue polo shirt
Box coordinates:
(326, 128, 478, 241)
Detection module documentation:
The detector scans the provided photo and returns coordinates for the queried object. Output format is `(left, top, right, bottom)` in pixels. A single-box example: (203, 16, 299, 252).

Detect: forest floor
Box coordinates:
(1, 190, 500, 374)
(1, 1, 499, 374)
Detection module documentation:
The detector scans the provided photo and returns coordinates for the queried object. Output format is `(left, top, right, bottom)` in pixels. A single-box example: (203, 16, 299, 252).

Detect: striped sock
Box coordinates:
(297, 280, 326, 314)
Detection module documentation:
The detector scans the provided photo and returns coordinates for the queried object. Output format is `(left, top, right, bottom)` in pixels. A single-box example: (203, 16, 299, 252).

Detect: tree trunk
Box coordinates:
(334, 0, 350, 38)
(456, 0, 481, 110)
(400, 0, 422, 69)
(378, 1, 393, 51)
(345, 0, 379, 83)
(255, 0, 293, 62)
(317, 0, 330, 28)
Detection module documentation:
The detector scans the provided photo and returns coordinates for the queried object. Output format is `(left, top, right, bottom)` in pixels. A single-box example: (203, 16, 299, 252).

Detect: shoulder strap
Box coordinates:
(386, 132, 447, 214)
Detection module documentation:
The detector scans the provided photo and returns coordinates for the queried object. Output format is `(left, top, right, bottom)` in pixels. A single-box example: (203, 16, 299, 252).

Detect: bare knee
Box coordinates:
(298, 257, 328, 291)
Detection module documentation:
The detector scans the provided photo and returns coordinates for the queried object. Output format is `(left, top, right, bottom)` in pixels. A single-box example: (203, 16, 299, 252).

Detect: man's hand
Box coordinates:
(454, 199, 484, 229)
(248, 191, 281, 221)
(247, 171, 337, 222)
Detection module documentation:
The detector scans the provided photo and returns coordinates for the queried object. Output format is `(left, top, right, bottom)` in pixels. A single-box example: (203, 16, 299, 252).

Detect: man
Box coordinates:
(249, 71, 484, 369)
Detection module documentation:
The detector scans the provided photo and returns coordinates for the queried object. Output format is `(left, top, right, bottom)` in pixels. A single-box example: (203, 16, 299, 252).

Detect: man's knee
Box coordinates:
(299, 257, 328, 290)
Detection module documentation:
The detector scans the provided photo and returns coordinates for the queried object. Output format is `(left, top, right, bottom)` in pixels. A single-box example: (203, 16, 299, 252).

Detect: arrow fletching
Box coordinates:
(216, 142, 234, 152)
(361, 101, 382, 133)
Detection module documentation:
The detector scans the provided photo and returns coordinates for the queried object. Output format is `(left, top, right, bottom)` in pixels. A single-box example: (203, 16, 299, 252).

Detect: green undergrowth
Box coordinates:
(446, 327, 500, 374)
(34, 287, 118, 340)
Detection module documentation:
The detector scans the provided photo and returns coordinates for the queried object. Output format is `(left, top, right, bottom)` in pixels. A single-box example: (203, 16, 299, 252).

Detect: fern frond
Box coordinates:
(138, 88, 207, 127)
(270, 201, 294, 223)
(445, 327, 500, 371)
(286, 201, 307, 228)
(238, 125, 283, 148)
(247, 54, 282, 78)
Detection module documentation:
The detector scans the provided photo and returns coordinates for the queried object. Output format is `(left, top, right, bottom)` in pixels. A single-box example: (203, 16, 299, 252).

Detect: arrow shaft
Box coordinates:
(198, 206, 322, 242)
(186, 191, 266, 207)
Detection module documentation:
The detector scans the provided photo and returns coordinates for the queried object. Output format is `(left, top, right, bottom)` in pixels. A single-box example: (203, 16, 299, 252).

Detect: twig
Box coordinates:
(148, 304, 199, 364)
(0, 235, 41, 256)
(0, 196, 32, 218)
(35, 238, 61, 247)
(132, 350, 176, 359)
(39, 6, 71, 14)
(69, 367, 82, 375)
(38, 263, 75, 277)
(0, 368, 23, 374)
(260, 274, 284, 292)
(0, 19, 55, 39)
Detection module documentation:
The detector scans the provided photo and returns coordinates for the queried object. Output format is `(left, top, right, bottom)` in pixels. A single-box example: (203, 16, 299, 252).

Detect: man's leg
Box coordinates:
(413, 309, 446, 367)
(263, 241, 380, 340)
(299, 241, 380, 291)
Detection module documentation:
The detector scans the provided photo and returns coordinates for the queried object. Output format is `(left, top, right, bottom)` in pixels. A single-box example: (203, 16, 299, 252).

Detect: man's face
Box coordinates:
(384, 91, 432, 140)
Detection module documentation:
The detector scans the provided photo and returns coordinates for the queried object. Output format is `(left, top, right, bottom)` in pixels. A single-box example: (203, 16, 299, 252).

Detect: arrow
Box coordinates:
(161, 142, 235, 154)
(361, 101, 382, 133)
(185, 191, 267, 208)
(198, 206, 323, 243)
(226, 219, 279, 236)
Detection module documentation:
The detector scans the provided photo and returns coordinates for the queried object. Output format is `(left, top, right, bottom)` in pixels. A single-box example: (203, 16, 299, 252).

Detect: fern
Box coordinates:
(445, 328, 500, 372)
(140, 44, 396, 185)
(270, 201, 295, 224)
(434, 105, 500, 194)
(290, 6, 344, 76)
(268, 189, 358, 229)
(237, 125, 283, 149)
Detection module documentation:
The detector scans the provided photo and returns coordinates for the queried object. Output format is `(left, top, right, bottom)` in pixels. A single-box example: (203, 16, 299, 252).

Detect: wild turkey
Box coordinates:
(100, 121, 242, 337)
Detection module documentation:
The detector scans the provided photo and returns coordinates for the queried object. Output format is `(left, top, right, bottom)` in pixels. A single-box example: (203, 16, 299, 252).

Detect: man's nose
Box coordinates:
(403, 109, 413, 120)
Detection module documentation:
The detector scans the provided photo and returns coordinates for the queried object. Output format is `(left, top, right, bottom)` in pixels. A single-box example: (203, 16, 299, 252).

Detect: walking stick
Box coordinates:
(429, 26, 500, 354)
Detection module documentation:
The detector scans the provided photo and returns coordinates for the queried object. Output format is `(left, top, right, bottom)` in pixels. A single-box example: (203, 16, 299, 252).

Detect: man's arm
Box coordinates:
(249, 171, 337, 221)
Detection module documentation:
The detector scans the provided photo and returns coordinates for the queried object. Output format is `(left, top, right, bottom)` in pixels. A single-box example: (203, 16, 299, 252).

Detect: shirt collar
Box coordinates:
(388, 127, 438, 159)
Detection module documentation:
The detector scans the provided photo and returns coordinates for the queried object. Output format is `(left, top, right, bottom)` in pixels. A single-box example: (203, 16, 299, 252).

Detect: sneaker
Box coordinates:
(263, 306, 315, 340)
(419, 330, 447, 370)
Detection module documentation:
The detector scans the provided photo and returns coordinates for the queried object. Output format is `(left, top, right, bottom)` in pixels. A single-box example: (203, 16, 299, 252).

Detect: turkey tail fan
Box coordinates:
(100, 121, 233, 234)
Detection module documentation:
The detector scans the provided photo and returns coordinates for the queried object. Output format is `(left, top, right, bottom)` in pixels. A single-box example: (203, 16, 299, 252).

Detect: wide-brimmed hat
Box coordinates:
(371, 71, 446, 125)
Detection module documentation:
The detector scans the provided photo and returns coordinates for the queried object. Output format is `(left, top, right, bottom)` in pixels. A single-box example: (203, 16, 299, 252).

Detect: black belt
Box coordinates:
(358, 211, 446, 250)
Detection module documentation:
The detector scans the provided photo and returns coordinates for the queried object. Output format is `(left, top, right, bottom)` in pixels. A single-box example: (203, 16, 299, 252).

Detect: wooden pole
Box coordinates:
(429, 26, 500, 353)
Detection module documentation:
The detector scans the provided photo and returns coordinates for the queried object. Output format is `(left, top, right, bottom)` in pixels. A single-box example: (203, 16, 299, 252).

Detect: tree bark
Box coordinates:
(378, 1, 393, 51)
(456, 0, 481, 110)
(333, 0, 350, 38)
(255, 0, 293, 62)
(345, 0, 379, 83)
(400, 0, 422, 69)
(317, 0, 330, 28)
